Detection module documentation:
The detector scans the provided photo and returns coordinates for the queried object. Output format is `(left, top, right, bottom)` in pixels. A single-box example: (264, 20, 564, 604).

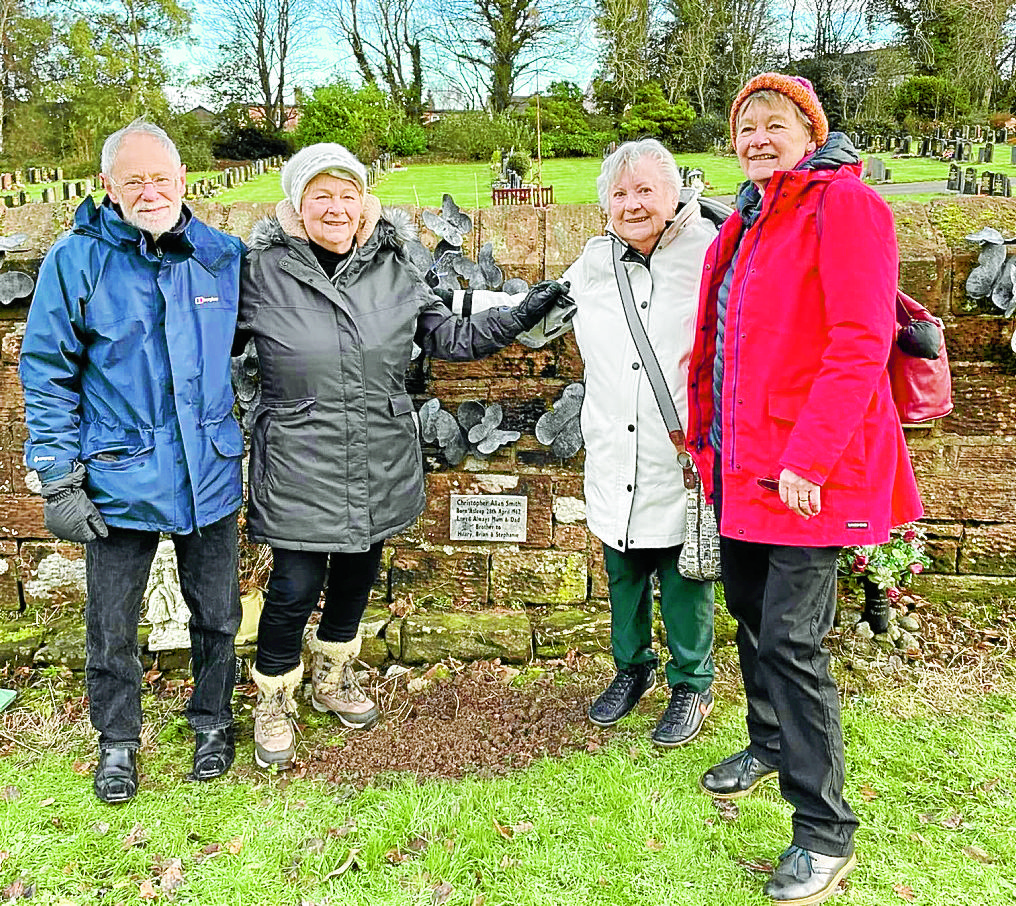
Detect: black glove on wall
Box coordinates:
(512, 280, 573, 331)
(40, 462, 109, 543)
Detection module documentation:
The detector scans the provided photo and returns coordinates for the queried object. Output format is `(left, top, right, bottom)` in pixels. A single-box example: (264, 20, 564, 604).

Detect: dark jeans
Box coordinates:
(85, 511, 241, 750)
(713, 458, 858, 857)
(602, 544, 714, 692)
(255, 543, 384, 676)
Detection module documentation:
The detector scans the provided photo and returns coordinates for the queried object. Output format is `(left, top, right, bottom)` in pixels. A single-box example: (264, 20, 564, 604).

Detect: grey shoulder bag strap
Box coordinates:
(610, 238, 698, 490)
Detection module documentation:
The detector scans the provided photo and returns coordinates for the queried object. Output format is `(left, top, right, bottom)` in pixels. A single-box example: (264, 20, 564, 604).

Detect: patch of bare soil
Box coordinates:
(300, 660, 615, 785)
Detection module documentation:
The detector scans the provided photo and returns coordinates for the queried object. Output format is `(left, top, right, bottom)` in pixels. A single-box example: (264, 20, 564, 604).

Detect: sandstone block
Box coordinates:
(19, 540, 86, 609)
(33, 611, 87, 670)
(0, 494, 46, 538)
(400, 607, 532, 664)
(959, 524, 1016, 575)
(391, 545, 490, 607)
(545, 205, 605, 274)
(943, 316, 1012, 363)
(490, 548, 586, 604)
(910, 573, 1016, 607)
(477, 206, 543, 278)
(588, 542, 608, 600)
(939, 365, 1016, 435)
(0, 615, 43, 669)
(532, 604, 610, 657)
(0, 539, 18, 612)
(553, 523, 588, 550)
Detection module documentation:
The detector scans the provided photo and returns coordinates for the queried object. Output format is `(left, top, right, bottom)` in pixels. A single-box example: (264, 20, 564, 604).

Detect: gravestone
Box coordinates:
(979, 146, 988, 163)
(866, 157, 886, 183)
(984, 142, 994, 163)
(963, 167, 978, 194)
(901, 136, 912, 154)
(61, 182, 72, 200)
(979, 171, 993, 195)
(934, 125, 943, 139)
(963, 141, 973, 161)
(54, 168, 63, 181)
(18, 191, 27, 205)
(991, 172, 1010, 196)
(2, 196, 12, 208)
(0, 174, 11, 191)
(962, 125, 970, 139)
(27, 169, 37, 184)
(42, 187, 55, 202)
(947, 163, 961, 192)
(1010, 145, 1016, 166)
(953, 139, 964, 160)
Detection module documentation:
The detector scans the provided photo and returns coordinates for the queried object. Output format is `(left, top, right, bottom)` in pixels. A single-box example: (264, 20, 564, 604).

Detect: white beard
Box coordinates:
(122, 200, 183, 238)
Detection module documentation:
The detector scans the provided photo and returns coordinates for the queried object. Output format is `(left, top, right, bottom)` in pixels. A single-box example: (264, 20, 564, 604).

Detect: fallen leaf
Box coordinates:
(512, 821, 534, 834)
(473, 896, 487, 906)
(159, 858, 185, 894)
(981, 778, 1000, 793)
(93, 821, 110, 836)
(385, 848, 410, 865)
(322, 848, 360, 880)
(39, 797, 55, 807)
(893, 883, 916, 901)
(962, 845, 994, 864)
(859, 784, 878, 801)
(598, 877, 609, 887)
(143, 667, 163, 684)
(122, 823, 148, 849)
(918, 812, 934, 824)
(196, 843, 222, 860)
(72, 760, 95, 775)
(645, 837, 664, 852)
(585, 740, 601, 753)
(431, 881, 454, 905)
(327, 824, 354, 838)
(2, 880, 26, 900)
(406, 836, 429, 852)
(443, 838, 455, 853)
(941, 813, 966, 829)
(714, 800, 739, 822)
(0, 786, 20, 801)
(499, 855, 516, 869)
(588, 815, 600, 827)
(226, 837, 244, 854)
(492, 818, 513, 840)
(735, 857, 774, 874)
(0, 852, 5, 869)
(302, 837, 326, 855)
(139, 879, 157, 900)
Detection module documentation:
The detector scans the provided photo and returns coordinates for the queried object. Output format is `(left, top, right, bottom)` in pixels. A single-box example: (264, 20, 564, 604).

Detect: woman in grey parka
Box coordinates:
(238, 144, 568, 769)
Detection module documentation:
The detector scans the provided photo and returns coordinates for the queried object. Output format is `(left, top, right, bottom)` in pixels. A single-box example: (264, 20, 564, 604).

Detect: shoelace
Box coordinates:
(599, 672, 638, 707)
(779, 845, 814, 877)
(258, 690, 294, 736)
(663, 685, 695, 723)
(340, 662, 368, 704)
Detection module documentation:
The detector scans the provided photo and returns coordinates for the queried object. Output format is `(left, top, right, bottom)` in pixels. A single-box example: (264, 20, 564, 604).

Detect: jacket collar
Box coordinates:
(73, 196, 237, 274)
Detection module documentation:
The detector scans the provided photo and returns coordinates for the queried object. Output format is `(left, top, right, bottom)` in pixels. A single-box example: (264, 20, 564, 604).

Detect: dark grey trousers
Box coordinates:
(714, 460, 858, 857)
(84, 511, 241, 749)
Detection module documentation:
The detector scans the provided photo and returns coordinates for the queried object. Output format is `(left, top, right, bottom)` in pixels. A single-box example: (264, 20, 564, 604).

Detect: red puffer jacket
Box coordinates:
(686, 163, 923, 547)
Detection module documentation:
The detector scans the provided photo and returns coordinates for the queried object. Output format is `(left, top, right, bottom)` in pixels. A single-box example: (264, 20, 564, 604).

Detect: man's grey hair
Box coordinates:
(596, 138, 683, 211)
(100, 118, 181, 177)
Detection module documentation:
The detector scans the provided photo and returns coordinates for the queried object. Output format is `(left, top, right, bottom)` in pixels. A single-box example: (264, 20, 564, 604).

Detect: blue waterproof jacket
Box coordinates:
(19, 197, 245, 533)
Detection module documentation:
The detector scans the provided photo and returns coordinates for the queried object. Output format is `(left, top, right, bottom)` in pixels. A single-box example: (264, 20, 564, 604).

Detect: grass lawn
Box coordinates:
(209, 146, 1016, 207)
(1, 629, 1014, 906)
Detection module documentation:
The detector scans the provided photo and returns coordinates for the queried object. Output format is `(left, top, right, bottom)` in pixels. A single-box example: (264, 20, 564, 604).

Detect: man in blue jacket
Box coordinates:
(19, 120, 245, 803)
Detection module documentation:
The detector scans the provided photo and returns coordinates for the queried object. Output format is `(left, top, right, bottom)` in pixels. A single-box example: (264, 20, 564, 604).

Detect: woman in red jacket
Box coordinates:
(686, 74, 922, 905)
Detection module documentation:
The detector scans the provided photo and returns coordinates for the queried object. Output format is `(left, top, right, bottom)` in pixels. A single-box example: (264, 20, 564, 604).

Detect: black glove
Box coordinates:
(40, 462, 109, 543)
(512, 280, 573, 331)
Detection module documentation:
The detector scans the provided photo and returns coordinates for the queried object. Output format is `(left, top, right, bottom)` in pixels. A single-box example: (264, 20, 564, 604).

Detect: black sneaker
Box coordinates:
(651, 683, 714, 747)
(764, 845, 857, 904)
(587, 664, 656, 727)
(699, 748, 779, 799)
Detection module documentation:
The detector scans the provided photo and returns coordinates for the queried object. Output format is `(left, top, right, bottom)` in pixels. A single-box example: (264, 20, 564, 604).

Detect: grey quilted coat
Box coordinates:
(240, 199, 524, 552)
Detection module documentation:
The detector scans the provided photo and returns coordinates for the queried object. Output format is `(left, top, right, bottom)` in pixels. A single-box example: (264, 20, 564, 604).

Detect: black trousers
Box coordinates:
(85, 511, 241, 749)
(714, 458, 858, 857)
(254, 542, 384, 675)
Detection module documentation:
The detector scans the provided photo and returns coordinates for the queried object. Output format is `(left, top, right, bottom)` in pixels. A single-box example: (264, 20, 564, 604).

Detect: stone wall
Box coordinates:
(1, 197, 1014, 672)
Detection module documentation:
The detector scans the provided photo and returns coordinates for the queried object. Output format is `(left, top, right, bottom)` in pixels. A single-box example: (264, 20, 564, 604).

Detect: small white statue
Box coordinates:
(144, 540, 191, 651)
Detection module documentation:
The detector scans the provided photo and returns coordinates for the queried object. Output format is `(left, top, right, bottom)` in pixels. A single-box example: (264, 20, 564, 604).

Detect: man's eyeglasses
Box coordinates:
(115, 176, 177, 193)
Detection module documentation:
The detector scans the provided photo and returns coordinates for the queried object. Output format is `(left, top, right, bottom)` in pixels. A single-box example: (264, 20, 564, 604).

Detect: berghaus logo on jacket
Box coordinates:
(194, 295, 219, 305)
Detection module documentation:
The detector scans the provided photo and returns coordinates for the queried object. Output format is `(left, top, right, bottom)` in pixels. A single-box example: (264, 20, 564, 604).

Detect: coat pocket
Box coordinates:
(80, 425, 156, 472)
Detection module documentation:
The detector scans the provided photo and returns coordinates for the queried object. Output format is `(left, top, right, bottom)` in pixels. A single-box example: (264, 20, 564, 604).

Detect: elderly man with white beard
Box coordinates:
(19, 119, 245, 803)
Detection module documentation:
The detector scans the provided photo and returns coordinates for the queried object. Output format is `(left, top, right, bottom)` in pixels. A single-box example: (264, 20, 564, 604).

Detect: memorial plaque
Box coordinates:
(450, 494, 527, 542)
(963, 167, 978, 194)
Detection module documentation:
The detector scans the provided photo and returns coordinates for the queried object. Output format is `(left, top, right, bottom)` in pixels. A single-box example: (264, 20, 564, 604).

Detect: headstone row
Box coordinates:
(948, 163, 1012, 196)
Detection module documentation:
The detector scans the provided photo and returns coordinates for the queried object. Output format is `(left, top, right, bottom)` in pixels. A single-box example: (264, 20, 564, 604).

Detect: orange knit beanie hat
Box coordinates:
(729, 73, 829, 148)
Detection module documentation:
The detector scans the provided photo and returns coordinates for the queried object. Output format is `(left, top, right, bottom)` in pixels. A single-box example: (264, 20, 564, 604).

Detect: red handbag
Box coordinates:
(888, 289, 953, 424)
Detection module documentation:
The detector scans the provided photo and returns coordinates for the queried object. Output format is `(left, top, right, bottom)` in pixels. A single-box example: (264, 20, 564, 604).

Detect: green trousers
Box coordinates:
(602, 543, 714, 692)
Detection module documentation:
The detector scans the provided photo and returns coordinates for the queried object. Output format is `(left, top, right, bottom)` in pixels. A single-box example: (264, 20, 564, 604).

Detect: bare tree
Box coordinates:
(432, 0, 591, 112)
(204, 0, 313, 132)
(595, 0, 652, 107)
(327, 0, 427, 117)
(661, 0, 725, 112)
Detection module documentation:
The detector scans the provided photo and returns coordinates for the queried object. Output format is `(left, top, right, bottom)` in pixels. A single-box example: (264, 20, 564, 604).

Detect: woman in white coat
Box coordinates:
(563, 138, 718, 746)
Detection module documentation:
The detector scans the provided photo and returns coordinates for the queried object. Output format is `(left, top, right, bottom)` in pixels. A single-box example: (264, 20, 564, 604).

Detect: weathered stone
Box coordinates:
(358, 604, 391, 668)
(429, 344, 557, 381)
(910, 573, 1016, 606)
(420, 472, 553, 548)
(0, 614, 43, 668)
(942, 316, 1012, 363)
(960, 524, 1016, 575)
(928, 196, 1016, 247)
(553, 523, 588, 550)
(490, 549, 586, 604)
(940, 365, 1016, 435)
(391, 545, 489, 607)
(476, 205, 543, 284)
(19, 541, 85, 609)
(555, 331, 584, 382)
(898, 614, 921, 632)
(0, 539, 19, 612)
(386, 616, 403, 659)
(913, 444, 1016, 522)
(0, 494, 46, 538)
(588, 542, 609, 600)
(222, 202, 277, 240)
(33, 611, 87, 670)
(545, 204, 605, 275)
(532, 604, 611, 657)
(400, 607, 532, 664)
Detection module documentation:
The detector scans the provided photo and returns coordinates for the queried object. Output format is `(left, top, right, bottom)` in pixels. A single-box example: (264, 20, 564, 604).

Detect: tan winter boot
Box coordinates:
(251, 663, 302, 770)
(306, 633, 379, 730)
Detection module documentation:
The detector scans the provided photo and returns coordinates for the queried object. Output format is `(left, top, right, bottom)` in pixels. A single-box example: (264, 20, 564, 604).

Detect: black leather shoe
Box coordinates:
(651, 683, 713, 747)
(764, 845, 857, 904)
(699, 748, 778, 799)
(191, 726, 235, 781)
(93, 747, 138, 804)
(588, 664, 656, 727)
